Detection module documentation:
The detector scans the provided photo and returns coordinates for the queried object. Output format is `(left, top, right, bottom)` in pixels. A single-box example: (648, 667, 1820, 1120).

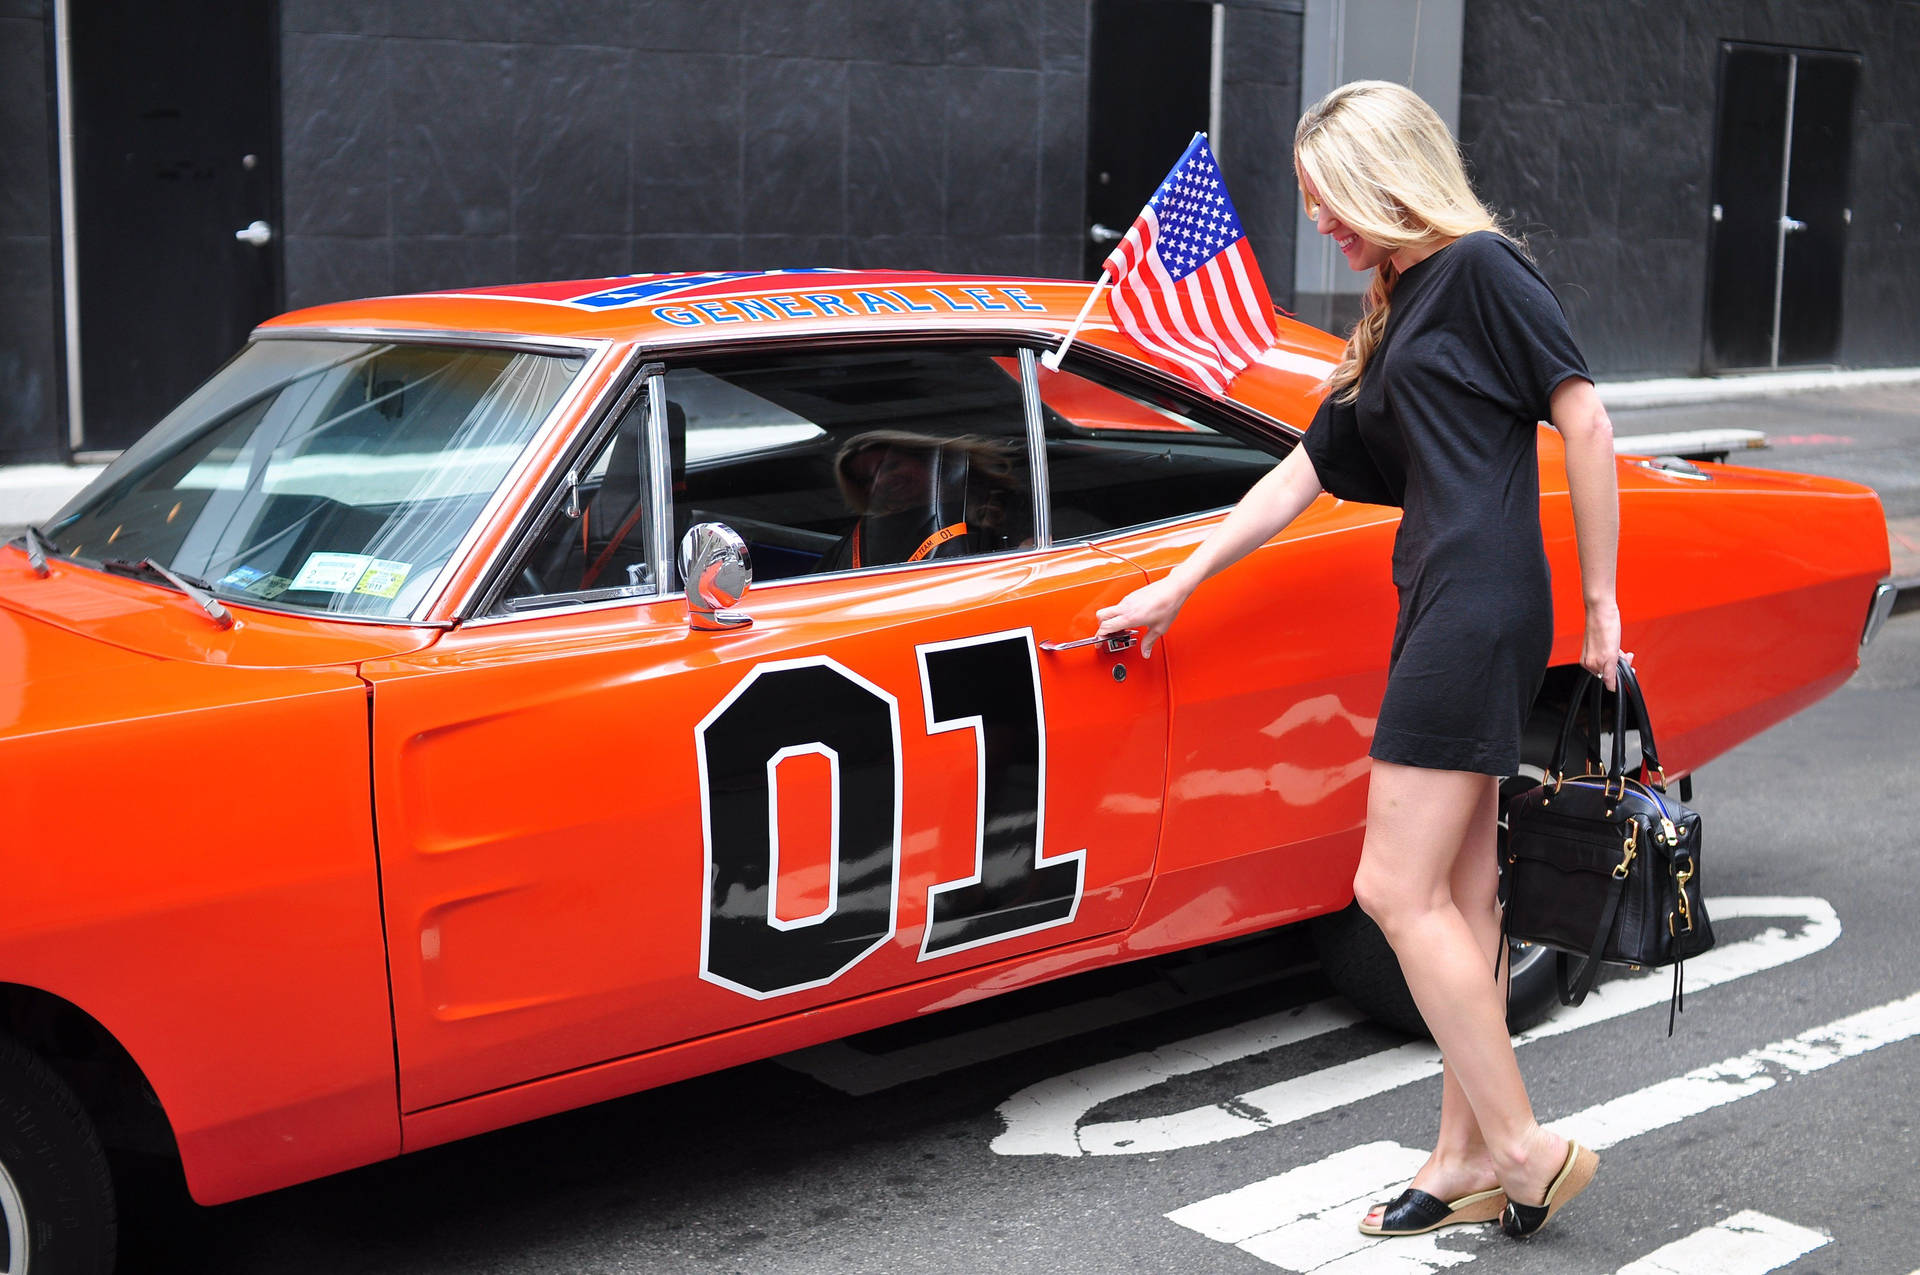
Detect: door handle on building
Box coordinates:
(1088, 223, 1123, 245)
(234, 220, 274, 247)
(1781, 216, 1808, 233)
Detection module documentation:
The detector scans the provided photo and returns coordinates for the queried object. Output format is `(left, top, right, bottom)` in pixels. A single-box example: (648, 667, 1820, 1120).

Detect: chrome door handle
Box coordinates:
(1088, 222, 1124, 245)
(235, 220, 274, 247)
(1041, 629, 1137, 653)
(1781, 216, 1808, 233)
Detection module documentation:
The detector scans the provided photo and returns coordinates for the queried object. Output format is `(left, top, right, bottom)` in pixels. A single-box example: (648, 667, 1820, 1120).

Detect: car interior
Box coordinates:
(501, 344, 1290, 609)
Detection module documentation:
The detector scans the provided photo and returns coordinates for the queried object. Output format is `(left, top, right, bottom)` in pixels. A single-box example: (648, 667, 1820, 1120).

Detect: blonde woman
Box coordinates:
(1096, 80, 1619, 1241)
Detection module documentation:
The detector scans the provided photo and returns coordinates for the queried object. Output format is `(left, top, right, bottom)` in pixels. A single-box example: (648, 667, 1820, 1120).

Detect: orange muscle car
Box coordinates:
(0, 270, 1893, 1272)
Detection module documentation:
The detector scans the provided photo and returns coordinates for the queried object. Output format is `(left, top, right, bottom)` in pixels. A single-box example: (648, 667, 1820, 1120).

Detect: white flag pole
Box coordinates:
(1040, 270, 1113, 371)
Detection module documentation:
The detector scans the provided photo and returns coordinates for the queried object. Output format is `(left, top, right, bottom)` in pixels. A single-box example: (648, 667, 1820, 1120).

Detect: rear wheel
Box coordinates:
(0, 1037, 116, 1275)
(1310, 707, 1566, 1038)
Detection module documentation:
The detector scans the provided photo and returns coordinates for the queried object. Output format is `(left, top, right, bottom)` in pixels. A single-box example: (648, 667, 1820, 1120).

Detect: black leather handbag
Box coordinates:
(1502, 662, 1713, 1032)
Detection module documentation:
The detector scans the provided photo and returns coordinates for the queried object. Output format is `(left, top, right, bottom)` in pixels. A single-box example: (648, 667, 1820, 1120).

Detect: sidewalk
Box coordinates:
(5, 365, 1918, 576)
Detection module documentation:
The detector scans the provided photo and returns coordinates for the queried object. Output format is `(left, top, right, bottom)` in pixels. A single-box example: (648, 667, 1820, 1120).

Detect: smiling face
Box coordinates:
(1299, 169, 1395, 274)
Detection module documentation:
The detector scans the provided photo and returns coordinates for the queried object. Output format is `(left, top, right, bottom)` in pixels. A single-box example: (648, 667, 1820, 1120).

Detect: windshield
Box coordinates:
(46, 339, 587, 619)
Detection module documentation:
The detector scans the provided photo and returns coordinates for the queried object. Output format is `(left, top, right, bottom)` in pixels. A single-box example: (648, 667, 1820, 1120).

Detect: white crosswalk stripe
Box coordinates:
(1165, 989, 1920, 1271)
(997, 897, 1839, 1157)
(1613, 1210, 1829, 1275)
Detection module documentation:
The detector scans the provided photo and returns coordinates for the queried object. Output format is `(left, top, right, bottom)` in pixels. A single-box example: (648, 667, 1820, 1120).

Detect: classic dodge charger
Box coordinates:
(1, 269, 1893, 1271)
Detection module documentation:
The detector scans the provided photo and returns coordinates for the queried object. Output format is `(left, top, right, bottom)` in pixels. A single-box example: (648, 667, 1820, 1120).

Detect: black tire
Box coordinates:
(1310, 902, 1560, 1037)
(1309, 704, 1568, 1038)
(0, 1036, 116, 1275)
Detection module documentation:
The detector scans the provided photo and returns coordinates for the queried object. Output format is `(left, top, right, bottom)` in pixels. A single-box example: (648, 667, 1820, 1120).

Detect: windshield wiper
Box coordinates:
(100, 557, 234, 630)
(14, 525, 56, 578)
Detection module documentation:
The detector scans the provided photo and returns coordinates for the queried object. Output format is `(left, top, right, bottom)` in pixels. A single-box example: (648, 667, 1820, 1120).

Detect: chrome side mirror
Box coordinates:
(679, 522, 753, 632)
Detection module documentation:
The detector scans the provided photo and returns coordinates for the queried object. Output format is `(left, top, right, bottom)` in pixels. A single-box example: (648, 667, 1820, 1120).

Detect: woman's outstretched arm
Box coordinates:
(1095, 443, 1325, 656)
(1549, 376, 1622, 687)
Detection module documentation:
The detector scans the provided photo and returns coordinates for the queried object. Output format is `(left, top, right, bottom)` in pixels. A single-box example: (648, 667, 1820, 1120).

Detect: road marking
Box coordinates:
(989, 999, 1365, 1155)
(995, 897, 1838, 1156)
(780, 944, 1314, 1096)
(1165, 989, 1920, 1272)
(1614, 1210, 1829, 1275)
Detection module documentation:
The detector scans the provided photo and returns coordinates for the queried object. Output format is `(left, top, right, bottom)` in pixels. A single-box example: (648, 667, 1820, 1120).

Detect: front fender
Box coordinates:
(0, 611, 398, 1203)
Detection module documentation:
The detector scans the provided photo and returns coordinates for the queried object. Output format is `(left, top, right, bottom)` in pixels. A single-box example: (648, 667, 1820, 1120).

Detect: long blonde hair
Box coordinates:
(1294, 81, 1505, 401)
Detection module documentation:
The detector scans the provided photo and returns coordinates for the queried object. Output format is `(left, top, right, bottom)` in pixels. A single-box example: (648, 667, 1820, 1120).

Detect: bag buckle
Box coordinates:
(1669, 862, 1696, 934)
(1613, 825, 1638, 880)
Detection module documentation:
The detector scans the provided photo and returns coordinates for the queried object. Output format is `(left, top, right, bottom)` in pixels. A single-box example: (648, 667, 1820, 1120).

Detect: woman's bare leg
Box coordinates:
(1362, 777, 1504, 1225)
(1352, 760, 1568, 1211)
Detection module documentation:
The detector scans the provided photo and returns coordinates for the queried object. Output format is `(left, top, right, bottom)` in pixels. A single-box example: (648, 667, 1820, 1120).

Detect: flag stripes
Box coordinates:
(1100, 135, 1277, 394)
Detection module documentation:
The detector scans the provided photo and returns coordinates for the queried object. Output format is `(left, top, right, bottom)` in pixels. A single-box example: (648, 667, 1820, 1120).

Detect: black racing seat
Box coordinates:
(815, 433, 1027, 574)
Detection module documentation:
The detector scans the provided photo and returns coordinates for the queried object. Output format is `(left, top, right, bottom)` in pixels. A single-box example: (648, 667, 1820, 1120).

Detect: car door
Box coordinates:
(363, 343, 1170, 1112)
(1031, 351, 1403, 942)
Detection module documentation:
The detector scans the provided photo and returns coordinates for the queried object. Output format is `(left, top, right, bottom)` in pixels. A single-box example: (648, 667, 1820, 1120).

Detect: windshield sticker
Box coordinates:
(353, 559, 412, 599)
(247, 574, 294, 600)
(218, 565, 269, 591)
(292, 552, 374, 593)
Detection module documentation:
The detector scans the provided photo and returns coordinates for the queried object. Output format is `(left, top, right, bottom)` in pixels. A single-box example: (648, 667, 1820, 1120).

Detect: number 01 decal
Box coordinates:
(917, 632, 1084, 958)
(697, 632, 1086, 999)
(697, 658, 903, 1000)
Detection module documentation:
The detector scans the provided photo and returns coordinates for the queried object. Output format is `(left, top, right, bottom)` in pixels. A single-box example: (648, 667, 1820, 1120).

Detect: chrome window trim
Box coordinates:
(463, 347, 659, 620)
(411, 337, 622, 620)
(253, 325, 608, 360)
(457, 539, 1066, 630)
(55, 330, 613, 629)
(452, 330, 1311, 631)
(644, 371, 674, 592)
(1025, 344, 1304, 549)
(1046, 343, 1307, 446)
(1017, 347, 1052, 549)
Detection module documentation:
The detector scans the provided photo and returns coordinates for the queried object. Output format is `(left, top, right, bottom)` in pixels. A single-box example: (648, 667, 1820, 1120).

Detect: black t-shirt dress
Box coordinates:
(1302, 231, 1591, 776)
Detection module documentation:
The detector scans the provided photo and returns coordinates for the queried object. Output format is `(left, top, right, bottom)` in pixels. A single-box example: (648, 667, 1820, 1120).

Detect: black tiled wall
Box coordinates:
(1, 4, 57, 462)
(278, 0, 1300, 309)
(11, 2, 1913, 460)
(1220, 1, 1304, 313)
(279, 0, 1104, 306)
(1460, 0, 1920, 376)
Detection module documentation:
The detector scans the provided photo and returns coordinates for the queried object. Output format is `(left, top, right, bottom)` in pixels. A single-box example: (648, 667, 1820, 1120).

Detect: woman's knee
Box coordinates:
(1353, 862, 1428, 936)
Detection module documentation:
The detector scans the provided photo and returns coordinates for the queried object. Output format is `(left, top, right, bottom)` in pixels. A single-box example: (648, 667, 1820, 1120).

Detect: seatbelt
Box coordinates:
(582, 504, 648, 588)
(852, 521, 966, 568)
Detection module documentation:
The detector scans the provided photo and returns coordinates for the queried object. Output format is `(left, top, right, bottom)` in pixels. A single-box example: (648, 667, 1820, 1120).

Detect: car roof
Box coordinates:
(257, 268, 1344, 376)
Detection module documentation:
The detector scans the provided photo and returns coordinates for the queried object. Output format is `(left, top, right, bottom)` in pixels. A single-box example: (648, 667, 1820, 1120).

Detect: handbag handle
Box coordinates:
(1547, 661, 1664, 786)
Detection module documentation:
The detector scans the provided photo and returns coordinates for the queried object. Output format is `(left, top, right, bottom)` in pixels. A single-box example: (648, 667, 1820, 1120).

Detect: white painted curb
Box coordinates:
(1598, 366, 1920, 410)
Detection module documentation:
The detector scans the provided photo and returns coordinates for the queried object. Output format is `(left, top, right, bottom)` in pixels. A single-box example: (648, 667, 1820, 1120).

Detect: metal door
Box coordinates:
(1083, 0, 1218, 279)
(66, 0, 282, 453)
(1704, 43, 1859, 372)
(367, 551, 1168, 1111)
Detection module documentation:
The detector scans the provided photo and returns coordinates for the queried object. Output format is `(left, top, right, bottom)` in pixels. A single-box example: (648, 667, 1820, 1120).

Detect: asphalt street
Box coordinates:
(16, 379, 1913, 1273)
(106, 389, 1920, 1272)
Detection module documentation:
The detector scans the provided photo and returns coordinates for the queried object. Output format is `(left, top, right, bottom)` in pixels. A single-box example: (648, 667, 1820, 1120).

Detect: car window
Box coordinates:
(503, 389, 658, 607)
(1034, 358, 1285, 540)
(666, 347, 1036, 585)
(48, 339, 586, 619)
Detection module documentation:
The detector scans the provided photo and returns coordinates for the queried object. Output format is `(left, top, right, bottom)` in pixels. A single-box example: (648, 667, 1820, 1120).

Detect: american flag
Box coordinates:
(1102, 135, 1277, 394)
